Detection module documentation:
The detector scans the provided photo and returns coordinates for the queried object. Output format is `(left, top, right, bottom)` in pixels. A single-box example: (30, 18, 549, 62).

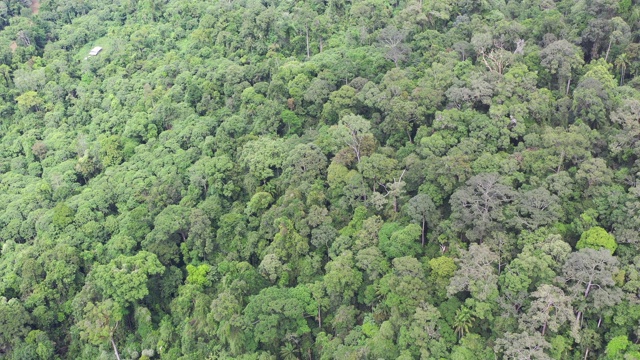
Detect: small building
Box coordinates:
(88, 46, 102, 56)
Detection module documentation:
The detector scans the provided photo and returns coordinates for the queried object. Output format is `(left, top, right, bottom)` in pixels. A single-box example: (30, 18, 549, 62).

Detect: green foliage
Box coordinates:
(90, 251, 165, 307)
(429, 256, 457, 279)
(52, 203, 74, 230)
(186, 264, 211, 287)
(606, 335, 630, 358)
(243, 287, 311, 350)
(577, 226, 618, 254)
(0, 297, 31, 347)
(0, 0, 638, 358)
(281, 110, 302, 135)
(378, 223, 421, 258)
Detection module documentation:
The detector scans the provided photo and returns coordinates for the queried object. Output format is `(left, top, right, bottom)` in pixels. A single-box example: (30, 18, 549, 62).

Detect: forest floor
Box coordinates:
(31, 0, 40, 15)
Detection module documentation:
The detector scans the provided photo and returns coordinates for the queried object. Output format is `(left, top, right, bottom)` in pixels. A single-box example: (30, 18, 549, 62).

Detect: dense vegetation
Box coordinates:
(2, 0, 640, 358)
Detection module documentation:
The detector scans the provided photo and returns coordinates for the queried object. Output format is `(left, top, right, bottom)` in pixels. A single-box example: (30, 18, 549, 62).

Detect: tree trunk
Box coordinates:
(576, 311, 582, 326)
(584, 281, 592, 298)
(584, 348, 589, 360)
(421, 218, 425, 247)
(110, 335, 121, 360)
(566, 77, 571, 96)
(605, 38, 612, 62)
(557, 150, 565, 173)
(541, 320, 547, 336)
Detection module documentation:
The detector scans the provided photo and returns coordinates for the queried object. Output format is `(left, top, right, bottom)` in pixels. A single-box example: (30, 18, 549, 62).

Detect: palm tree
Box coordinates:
(615, 54, 629, 85)
(453, 307, 474, 339)
(280, 342, 299, 360)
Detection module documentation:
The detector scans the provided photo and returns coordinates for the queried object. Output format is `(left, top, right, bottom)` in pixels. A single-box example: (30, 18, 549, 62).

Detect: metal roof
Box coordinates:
(88, 46, 102, 56)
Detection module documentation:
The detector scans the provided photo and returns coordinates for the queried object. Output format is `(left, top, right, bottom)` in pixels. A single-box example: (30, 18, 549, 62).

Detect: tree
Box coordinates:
(358, 153, 398, 193)
(406, 193, 437, 246)
(323, 251, 363, 305)
(188, 155, 237, 198)
(576, 226, 617, 254)
(447, 244, 499, 304)
(243, 287, 311, 351)
(605, 17, 631, 62)
(266, 217, 309, 263)
(239, 137, 287, 184)
(322, 86, 361, 124)
(575, 158, 613, 190)
(88, 251, 165, 308)
(378, 256, 429, 318)
(429, 256, 457, 298)
(330, 114, 373, 163)
(283, 143, 327, 185)
(559, 249, 623, 326)
(379, 223, 421, 259)
(311, 225, 338, 258)
(143, 205, 191, 264)
(293, 4, 318, 59)
(615, 53, 629, 85)
(0, 297, 31, 354)
(453, 306, 474, 339)
(606, 335, 632, 359)
(509, 188, 563, 230)
(404, 302, 444, 359)
(378, 26, 410, 67)
(494, 331, 551, 360)
(471, 32, 514, 75)
(77, 299, 124, 360)
(540, 40, 584, 95)
(280, 342, 299, 360)
(520, 285, 577, 337)
(16, 90, 44, 114)
(449, 173, 515, 242)
(355, 246, 390, 281)
(280, 109, 302, 135)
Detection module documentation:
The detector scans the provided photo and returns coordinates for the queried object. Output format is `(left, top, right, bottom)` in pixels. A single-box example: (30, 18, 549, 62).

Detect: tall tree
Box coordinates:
(450, 173, 515, 242)
(405, 193, 437, 246)
(540, 40, 584, 95)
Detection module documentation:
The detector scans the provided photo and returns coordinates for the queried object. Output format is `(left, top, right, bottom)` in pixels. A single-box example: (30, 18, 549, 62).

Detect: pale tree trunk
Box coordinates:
(111, 336, 121, 360)
(566, 77, 571, 96)
(421, 218, 426, 247)
(584, 281, 592, 298)
(605, 38, 612, 62)
(110, 322, 121, 360)
(557, 150, 565, 173)
(576, 311, 582, 327)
